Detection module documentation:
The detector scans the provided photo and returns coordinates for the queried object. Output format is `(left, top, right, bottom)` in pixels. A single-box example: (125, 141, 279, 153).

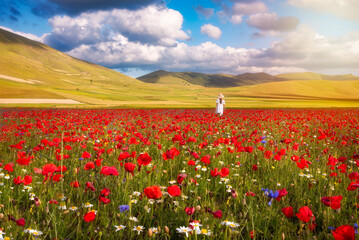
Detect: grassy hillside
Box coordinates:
(0, 27, 359, 108)
(277, 72, 359, 81)
(228, 80, 359, 100)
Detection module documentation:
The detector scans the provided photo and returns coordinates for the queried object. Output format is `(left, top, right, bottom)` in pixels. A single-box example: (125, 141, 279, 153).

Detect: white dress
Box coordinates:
(216, 98, 225, 115)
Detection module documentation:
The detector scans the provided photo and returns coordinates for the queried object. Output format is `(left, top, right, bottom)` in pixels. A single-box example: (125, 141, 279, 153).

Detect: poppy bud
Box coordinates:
(148, 228, 153, 237)
(163, 170, 167, 174)
(0, 213, 3, 219)
(165, 226, 169, 233)
(195, 205, 201, 211)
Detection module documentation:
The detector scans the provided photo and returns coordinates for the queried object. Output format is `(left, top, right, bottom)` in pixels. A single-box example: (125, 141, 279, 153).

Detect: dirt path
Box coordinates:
(0, 74, 43, 84)
(0, 99, 82, 104)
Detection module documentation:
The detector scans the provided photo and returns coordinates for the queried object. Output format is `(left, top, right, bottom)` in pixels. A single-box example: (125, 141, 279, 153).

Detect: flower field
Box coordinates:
(0, 108, 358, 239)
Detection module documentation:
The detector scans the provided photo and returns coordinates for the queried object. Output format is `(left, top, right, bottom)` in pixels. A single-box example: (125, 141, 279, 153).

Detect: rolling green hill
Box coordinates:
(137, 70, 287, 87)
(0, 27, 359, 108)
(277, 72, 359, 81)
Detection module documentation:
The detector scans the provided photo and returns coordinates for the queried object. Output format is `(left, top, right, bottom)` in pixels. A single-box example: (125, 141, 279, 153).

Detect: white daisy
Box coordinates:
(176, 226, 192, 237)
(132, 225, 144, 235)
(114, 225, 126, 232)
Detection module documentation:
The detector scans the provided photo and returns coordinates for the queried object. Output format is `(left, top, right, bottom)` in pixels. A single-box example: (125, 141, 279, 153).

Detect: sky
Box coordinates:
(1, 0, 359, 77)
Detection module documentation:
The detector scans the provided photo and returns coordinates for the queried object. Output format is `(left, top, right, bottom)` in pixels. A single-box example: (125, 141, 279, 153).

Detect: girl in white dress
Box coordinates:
(215, 93, 225, 116)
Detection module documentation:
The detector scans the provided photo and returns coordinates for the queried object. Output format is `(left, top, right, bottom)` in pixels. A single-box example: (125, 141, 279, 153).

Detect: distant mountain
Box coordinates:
(277, 72, 359, 81)
(137, 70, 287, 88)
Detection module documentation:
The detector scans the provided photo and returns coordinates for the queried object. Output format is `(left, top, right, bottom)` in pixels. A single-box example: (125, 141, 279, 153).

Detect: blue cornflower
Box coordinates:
(261, 188, 279, 206)
(261, 140, 267, 144)
(328, 226, 335, 231)
(354, 223, 358, 234)
(119, 205, 130, 213)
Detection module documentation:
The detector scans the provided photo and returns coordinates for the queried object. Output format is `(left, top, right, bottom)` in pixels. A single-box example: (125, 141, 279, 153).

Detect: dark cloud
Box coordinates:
(9, 15, 19, 22)
(0, 0, 24, 22)
(10, 7, 21, 16)
(42, 0, 164, 16)
(1, 0, 165, 20)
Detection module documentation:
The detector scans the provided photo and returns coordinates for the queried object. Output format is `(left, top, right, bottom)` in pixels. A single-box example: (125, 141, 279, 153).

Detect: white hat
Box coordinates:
(217, 93, 224, 99)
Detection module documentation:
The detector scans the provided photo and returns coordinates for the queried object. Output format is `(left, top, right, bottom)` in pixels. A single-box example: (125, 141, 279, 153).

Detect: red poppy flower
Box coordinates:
(177, 174, 187, 184)
(275, 188, 288, 201)
(349, 172, 359, 181)
(42, 164, 57, 176)
(296, 158, 309, 169)
(84, 211, 96, 222)
(210, 168, 219, 177)
(167, 185, 181, 196)
(137, 152, 152, 166)
(124, 162, 136, 175)
(71, 181, 80, 188)
(100, 188, 111, 197)
(187, 160, 196, 166)
(321, 196, 342, 209)
(85, 182, 95, 192)
(144, 186, 162, 199)
(200, 155, 211, 165)
(16, 156, 30, 165)
(23, 175, 32, 185)
(219, 167, 229, 177)
(296, 206, 315, 222)
(99, 196, 111, 204)
(4, 163, 14, 172)
(162, 147, 180, 160)
(118, 151, 131, 161)
(52, 174, 63, 182)
(15, 218, 26, 226)
(100, 166, 119, 176)
(246, 191, 256, 196)
(245, 146, 253, 153)
(82, 151, 92, 159)
(187, 136, 197, 142)
(332, 225, 355, 240)
(347, 182, 359, 191)
(185, 207, 195, 215)
(264, 150, 273, 159)
(212, 210, 222, 218)
(49, 199, 59, 204)
(84, 161, 95, 170)
(13, 176, 23, 185)
(281, 206, 294, 218)
(252, 165, 258, 171)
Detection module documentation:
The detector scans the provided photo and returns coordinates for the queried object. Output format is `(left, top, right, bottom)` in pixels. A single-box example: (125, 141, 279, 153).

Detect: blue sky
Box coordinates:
(1, 0, 359, 77)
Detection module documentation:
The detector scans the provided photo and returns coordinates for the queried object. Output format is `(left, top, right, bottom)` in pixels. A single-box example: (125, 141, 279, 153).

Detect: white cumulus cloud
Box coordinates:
(200, 24, 222, 40)
(43, 5, 190, 51)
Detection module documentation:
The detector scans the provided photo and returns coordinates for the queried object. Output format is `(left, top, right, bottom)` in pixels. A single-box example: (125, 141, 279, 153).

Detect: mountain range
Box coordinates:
(137, 70, 359, 88)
